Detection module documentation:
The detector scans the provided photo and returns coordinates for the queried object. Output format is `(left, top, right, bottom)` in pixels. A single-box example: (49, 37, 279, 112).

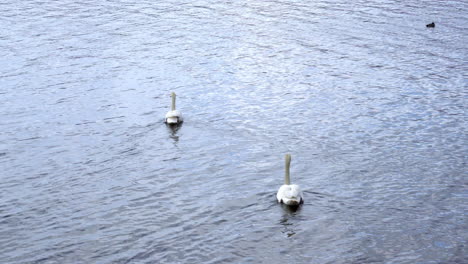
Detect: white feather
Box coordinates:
(165, 92, 183, 124)
(277, 154, 303, 206)
(277, 184, 303, 206)
(165, 110, 183, 124)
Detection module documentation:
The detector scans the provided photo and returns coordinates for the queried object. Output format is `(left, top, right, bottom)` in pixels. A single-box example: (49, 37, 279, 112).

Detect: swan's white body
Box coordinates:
(165, 110, 183, 124)
(276, 154, 303, 206)
(165, 92, 183, 124)
(277, 184, 303, 205)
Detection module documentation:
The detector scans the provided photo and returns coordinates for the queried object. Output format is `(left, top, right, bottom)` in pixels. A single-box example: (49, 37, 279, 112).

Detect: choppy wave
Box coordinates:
(0, 0, 466, 263)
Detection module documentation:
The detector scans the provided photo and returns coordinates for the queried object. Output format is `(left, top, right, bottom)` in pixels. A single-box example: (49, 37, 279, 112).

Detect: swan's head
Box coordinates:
(277, 184, 303, 206)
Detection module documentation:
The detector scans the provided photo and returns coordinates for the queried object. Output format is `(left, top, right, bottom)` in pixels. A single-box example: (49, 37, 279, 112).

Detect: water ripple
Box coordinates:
(0, 0, 467, 263)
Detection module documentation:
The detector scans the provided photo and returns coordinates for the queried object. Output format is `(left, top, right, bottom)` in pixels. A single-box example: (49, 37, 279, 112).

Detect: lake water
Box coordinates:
(0, 0, 467, 263)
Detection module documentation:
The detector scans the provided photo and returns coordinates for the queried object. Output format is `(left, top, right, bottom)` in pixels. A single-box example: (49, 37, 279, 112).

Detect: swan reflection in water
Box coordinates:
(166, 122, 182, 144)
(279, 203, 302, 238)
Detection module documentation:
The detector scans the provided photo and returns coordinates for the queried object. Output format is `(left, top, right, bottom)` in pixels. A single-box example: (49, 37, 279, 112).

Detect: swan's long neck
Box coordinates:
(284, 154, 291, 185)
(171, 92, 176, 111)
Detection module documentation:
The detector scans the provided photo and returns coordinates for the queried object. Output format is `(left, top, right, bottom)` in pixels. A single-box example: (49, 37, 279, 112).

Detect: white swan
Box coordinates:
(165, 92, 183, 124)
(277, 154, 303, 206)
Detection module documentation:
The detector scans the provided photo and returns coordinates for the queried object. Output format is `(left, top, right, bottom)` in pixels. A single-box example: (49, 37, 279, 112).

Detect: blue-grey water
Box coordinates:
(1, 0, 467, 263)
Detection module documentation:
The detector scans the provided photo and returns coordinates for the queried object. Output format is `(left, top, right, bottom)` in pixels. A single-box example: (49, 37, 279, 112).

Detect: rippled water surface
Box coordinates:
(1, 0, 467, 263)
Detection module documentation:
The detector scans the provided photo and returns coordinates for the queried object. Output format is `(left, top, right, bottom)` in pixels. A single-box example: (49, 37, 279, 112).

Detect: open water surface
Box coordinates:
(0, 0, 467, 263)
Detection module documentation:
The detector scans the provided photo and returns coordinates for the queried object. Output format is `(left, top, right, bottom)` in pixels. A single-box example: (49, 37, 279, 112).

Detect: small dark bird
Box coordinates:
(426, 22, 435, 28)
